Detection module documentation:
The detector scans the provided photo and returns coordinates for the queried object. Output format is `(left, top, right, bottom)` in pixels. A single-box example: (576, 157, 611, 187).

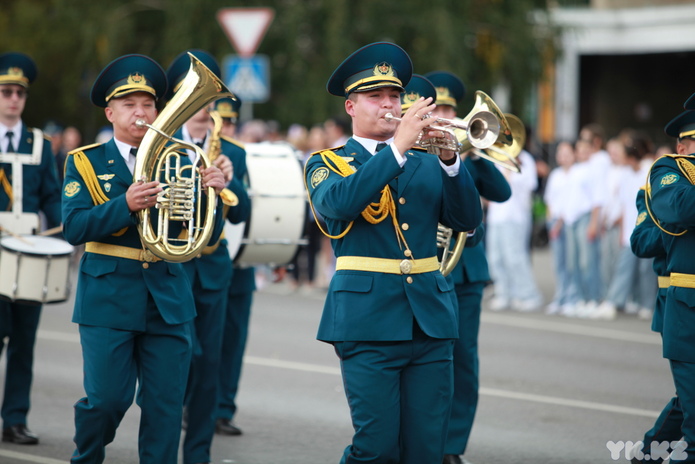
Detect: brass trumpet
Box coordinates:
(384, 90, 502, 153)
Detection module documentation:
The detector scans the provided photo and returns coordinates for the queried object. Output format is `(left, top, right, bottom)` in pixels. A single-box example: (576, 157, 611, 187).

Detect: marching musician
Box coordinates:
(0, 52, 62, 445)
(165, 49, 250, 464)
(61, 54, 226, 464)
(424, 70, 512, 464)
(213, 95, 256, 438)
(304, 42, 482, 463)
(628, 110, 695, 463)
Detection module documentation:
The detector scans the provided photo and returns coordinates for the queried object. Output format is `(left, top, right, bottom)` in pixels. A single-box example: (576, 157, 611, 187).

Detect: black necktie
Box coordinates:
(375, 142, 387, 154)
(6, 132, 15, 153)
(129, 147, 137, 172)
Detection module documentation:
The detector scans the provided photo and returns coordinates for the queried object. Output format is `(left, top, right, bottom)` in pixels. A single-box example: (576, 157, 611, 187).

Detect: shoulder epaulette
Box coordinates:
(309, 145, 345, 157)
(68, 143, 102, 156)
(220, 135, 245, 149)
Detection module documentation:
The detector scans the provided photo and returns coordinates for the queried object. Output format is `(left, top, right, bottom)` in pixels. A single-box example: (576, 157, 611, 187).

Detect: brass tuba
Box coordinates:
(133, 53, 235, 262)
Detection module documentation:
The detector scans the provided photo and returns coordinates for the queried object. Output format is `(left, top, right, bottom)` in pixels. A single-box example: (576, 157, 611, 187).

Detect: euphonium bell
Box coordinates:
(133, 53, 236, 262)
(472, 113, 525, 173)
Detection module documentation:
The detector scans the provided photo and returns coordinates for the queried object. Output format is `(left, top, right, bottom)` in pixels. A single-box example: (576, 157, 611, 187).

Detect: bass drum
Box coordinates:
(225, 141, 307, 267)
(0, 234, 75, 305)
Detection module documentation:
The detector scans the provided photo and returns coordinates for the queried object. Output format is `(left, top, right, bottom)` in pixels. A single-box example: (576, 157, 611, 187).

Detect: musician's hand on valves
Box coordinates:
(214, 154, 233, 184)
(200, 165, 226, 196)
(393, 97, 436, 156)
(126, 179, 162, 212)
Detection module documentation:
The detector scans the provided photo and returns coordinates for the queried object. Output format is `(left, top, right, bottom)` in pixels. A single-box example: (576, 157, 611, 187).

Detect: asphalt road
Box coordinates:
(0, 247, 674, 464)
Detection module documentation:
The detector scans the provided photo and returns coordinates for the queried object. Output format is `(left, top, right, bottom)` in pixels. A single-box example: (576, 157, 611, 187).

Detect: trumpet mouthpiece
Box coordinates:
(384, 113, 399, 122)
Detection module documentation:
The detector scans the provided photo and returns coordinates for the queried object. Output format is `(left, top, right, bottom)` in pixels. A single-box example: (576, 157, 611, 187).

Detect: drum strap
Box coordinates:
(306, 150, 411, 255)
(71, 151, 127, 237)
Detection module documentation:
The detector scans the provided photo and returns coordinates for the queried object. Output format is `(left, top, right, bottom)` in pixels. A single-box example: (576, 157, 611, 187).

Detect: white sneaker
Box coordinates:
(576, 300, 598, 318)
(545, 302, 561, 315)
(625, 301, 639, 315)
(637, 307, 653, 321)
(512, 299, 541, 312)
(560, 303, 577, 317)
(488, 297, 509, 311)
(587, 301, 617, 320)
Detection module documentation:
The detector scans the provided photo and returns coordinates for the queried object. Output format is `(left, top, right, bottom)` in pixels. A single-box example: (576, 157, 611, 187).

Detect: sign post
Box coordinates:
(217, 7, 274, 120)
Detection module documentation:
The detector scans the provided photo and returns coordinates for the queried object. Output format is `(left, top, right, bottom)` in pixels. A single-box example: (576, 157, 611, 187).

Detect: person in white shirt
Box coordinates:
(590, 130, 657, 320)
(544, 141, 575, 314)
(562, 137, 604, 316)
(487, 149, 543, 311)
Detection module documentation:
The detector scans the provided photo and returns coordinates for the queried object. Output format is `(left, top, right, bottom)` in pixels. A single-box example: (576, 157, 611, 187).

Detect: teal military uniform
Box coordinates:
(646, 108, 695, 463)
(422, 69, 512, 461)
(308, 42, 482, 464)
(0, 53, 62, 443)
(445, 156, 510, 458)
(63, 54, 222, 464)
(630, 186, 683, 463)
(215, 119, 256, 433)
(166, 50, 250, 464)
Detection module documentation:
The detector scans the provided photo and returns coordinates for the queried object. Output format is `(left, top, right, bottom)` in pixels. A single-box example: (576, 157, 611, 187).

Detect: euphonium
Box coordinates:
(438, 223, 467, 277)
(133, 53, 235, 262)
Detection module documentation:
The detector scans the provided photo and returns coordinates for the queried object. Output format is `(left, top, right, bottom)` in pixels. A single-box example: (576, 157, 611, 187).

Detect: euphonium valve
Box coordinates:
(133, 53, 236, 262)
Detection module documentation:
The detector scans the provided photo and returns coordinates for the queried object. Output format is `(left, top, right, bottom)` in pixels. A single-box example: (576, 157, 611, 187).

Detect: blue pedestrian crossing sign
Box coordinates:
(223, 55, 270, 103)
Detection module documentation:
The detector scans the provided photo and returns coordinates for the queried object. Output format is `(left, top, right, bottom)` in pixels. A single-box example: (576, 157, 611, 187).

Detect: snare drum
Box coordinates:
(0, 235, 75, 305)
(226, 142, 307, 267)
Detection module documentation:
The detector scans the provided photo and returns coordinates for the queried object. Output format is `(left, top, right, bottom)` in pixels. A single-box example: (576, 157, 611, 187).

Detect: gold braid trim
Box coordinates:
(71, 151, 127, 236)
(0, 168, 11, 211)
(645, 154, 689, 237)
(305, 149, 411, 254)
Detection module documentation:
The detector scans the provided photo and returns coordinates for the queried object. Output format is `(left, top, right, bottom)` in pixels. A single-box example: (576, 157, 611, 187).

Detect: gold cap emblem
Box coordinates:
(128, 72, 146, 85)
(8, 67, 23, 78)
(373, 62, 394, 77)
(403, 91, 419, 106)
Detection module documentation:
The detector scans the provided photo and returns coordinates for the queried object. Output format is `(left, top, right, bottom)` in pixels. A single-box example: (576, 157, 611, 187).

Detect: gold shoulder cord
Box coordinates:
(305, 149, 411, 253)
(644, 154, 691, 237)
(0, 169, 11, 210)
(71, 151, 127, 236)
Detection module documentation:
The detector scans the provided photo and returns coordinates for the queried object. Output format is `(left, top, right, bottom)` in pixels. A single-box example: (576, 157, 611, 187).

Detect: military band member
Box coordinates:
(0, 52, 62, 445)
(165, 49, 250, 464)
(425, 70, 512, 464)
(646, 107, 695, 464)
(62, 54, 226, 464)
(628, 111, 695, 463)
(305, 42, 482, 463)
(213, 95, 256, 437)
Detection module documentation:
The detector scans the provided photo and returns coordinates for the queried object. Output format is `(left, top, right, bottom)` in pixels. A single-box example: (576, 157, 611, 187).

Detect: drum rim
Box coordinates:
(0, 235, 75, 256)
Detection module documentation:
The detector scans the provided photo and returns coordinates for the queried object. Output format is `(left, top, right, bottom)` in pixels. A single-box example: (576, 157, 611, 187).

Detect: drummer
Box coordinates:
(0, 52, 63, 445)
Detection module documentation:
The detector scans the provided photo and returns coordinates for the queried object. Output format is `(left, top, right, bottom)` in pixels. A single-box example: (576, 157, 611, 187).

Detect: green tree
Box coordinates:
(0, 0, 557, 141)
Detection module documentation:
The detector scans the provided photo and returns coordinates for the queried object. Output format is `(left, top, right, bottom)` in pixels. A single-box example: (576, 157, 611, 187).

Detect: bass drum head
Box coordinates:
(225, 141, 307, 267)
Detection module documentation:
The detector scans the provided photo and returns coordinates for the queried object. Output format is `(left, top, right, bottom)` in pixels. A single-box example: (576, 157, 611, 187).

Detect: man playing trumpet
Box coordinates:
(304, 42, 482, 464)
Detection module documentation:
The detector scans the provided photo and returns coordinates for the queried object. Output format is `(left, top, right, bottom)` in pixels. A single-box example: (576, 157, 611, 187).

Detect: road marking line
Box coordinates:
(37, 326, 662, 421)
(479, 387, 660, 418)
(244, 356, 660, 418)
(481, 312, 662, 345)
(0, 449, 67, 464)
